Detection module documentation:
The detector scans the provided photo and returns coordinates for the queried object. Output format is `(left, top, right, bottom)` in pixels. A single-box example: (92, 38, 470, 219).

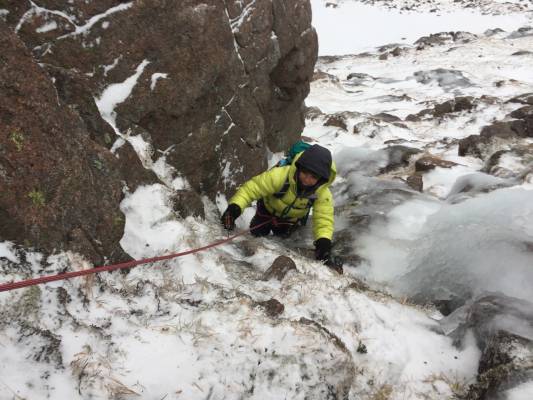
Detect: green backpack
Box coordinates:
(273, 140, 315, 223)
(275, 140, 312, 167)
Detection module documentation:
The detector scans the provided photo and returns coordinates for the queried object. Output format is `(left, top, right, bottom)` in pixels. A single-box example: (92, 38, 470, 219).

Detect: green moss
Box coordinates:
(10, 130, 24, 152)
(92, 158, 105, 171)
(28, 189, 46, 207)
(113, 214, 125, 227)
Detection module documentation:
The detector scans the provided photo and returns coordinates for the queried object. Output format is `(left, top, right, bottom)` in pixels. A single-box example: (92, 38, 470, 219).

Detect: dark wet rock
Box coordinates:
(380, 145, 422, 173)
(115, 142, 159, 193)
(414, 69, 473, 88)
(304, 105, 324, 120)
(171, 190, 205, 219)
(324, 114, 348, 131)
(393, 122, 409, 129)
(480, 95, 499, 105)
(256, 298, 285, 317)
(45, 65, 115, 149)
(415, 156, 459, 172)
(378, 53, 388, 60)
(346, 72, 375, 82)
(373, 94, 413, 103)
(262, 255, 297, 281)
(509, 105, 533, 119)
(512, 50, 533, 56)
(390, 46, 404, 57)
(413, 96, 476, 119)
(465, 332, 533, 400)
(484, 28, 505, 37)
(377, 43, 404, 52)
(372, 112, 402, 123)
(405, 114, 421, 122)
(312, 69, 339, 83)
(4, 0, 318, 203)
(318, 55, 346, 64)
(508, 93, 533, 105)
(458, 120, 532, 158)
(442, 295, 533, 399)
(507, 26, 533, 39)
(415, 31, 477, 49)
(406, 174, 424, 192)
(0, 23, 125, 264)
(483, 145, 533, 178)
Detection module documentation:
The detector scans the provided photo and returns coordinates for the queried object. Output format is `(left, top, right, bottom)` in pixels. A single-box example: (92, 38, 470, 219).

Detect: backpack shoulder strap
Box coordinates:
(273, 177, 290, 199)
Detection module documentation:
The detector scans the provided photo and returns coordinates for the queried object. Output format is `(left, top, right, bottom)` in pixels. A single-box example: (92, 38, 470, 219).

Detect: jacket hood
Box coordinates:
(290, 147, 336, 191)
(295, 144, 332, 180)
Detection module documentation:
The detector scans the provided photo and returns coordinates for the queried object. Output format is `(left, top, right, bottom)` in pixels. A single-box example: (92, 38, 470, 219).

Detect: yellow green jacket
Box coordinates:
(230, 153, 336, 240)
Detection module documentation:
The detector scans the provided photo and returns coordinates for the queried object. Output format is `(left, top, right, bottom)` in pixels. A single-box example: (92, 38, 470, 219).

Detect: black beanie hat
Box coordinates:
(296, 144, 332, 180)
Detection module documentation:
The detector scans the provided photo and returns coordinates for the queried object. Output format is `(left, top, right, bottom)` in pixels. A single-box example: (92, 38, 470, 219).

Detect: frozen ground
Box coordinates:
(1, 1, 533, 399)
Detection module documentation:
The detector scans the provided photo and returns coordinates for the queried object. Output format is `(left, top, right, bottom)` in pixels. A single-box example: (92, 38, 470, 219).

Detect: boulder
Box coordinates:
(4, 0, 318, 200)
(458, 120, 532, 158)
(406, 174, 424, 192)
(256, 298, 285, 317)
(415, 156, 459, 172)
(324, 114, 348, 131)
(379, 145, 422, 173)
(262, 255, 297, 281)
(0, 23, 126, 264)
(508, 93, 533, 105)
(1, 0, 318, 261)
(442, 294, 533, 399)
(414, 69, 473, 89)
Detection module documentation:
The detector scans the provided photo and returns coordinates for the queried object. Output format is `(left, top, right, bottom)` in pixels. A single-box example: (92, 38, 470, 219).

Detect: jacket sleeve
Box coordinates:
(229, 167, 287, 211)
(312, 189, 334, 240)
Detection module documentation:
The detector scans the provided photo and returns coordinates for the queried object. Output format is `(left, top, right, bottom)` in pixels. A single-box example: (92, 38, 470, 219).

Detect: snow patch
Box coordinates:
(150, 73, 168, 90)
(95, 59, 150, 135)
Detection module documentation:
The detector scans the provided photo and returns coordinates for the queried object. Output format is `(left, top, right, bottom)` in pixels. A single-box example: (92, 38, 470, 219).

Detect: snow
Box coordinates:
(2, 0, 533, 398)
(150, 72, 168, 90)
(95, 59, 149, 134)
(311, 0, 532, 55)
(0, 242, 18, 263)
(35, 20, 57, 33)
(507, 381, 533, 400)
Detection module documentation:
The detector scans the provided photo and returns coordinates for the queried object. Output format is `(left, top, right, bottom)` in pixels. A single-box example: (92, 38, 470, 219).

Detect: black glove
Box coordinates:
(221, 204, 241, 231)
(315, 238, 343, 274)
(314, 238, 332, 262)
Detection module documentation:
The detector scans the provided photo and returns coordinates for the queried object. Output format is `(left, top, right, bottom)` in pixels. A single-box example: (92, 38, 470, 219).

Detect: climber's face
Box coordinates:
(298, 168, 319, 187)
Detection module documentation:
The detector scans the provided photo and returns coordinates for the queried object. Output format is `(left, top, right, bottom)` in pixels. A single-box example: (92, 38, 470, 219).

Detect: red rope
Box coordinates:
(0, 219, 272, 293)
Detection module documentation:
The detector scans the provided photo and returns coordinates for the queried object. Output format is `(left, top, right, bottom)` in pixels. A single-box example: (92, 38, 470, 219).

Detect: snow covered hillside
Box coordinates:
(1, 1, 533, 399)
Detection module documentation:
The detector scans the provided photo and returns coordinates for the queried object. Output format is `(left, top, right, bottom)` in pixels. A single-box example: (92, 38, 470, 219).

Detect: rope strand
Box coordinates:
(0, 219, 272, 293)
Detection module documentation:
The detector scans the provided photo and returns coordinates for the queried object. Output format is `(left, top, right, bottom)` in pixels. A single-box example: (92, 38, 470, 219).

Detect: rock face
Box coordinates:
(0, 23, 126, 263)
(0, 1, 318, 261)
(442, 294, 533, 399)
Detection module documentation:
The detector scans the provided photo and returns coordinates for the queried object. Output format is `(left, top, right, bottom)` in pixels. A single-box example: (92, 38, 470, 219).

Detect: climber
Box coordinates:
(221, 144, 341, 273)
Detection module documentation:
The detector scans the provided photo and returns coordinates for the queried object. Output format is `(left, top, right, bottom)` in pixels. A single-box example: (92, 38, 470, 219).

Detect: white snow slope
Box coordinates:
(1, 1, 533, 399)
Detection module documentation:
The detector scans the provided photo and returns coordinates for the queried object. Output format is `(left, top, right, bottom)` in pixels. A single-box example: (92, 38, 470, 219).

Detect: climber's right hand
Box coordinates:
(221, 204, 242, 231)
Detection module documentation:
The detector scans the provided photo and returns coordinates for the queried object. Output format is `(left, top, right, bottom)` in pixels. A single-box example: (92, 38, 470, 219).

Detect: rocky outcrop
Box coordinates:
(443, 294, 533, 399)
(407, 96, 476, 120)
(0, 23, 126, 263)
(414, 155, 459, 172)
(458, 115, 533, 158)
(1, 0, 318, 261)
